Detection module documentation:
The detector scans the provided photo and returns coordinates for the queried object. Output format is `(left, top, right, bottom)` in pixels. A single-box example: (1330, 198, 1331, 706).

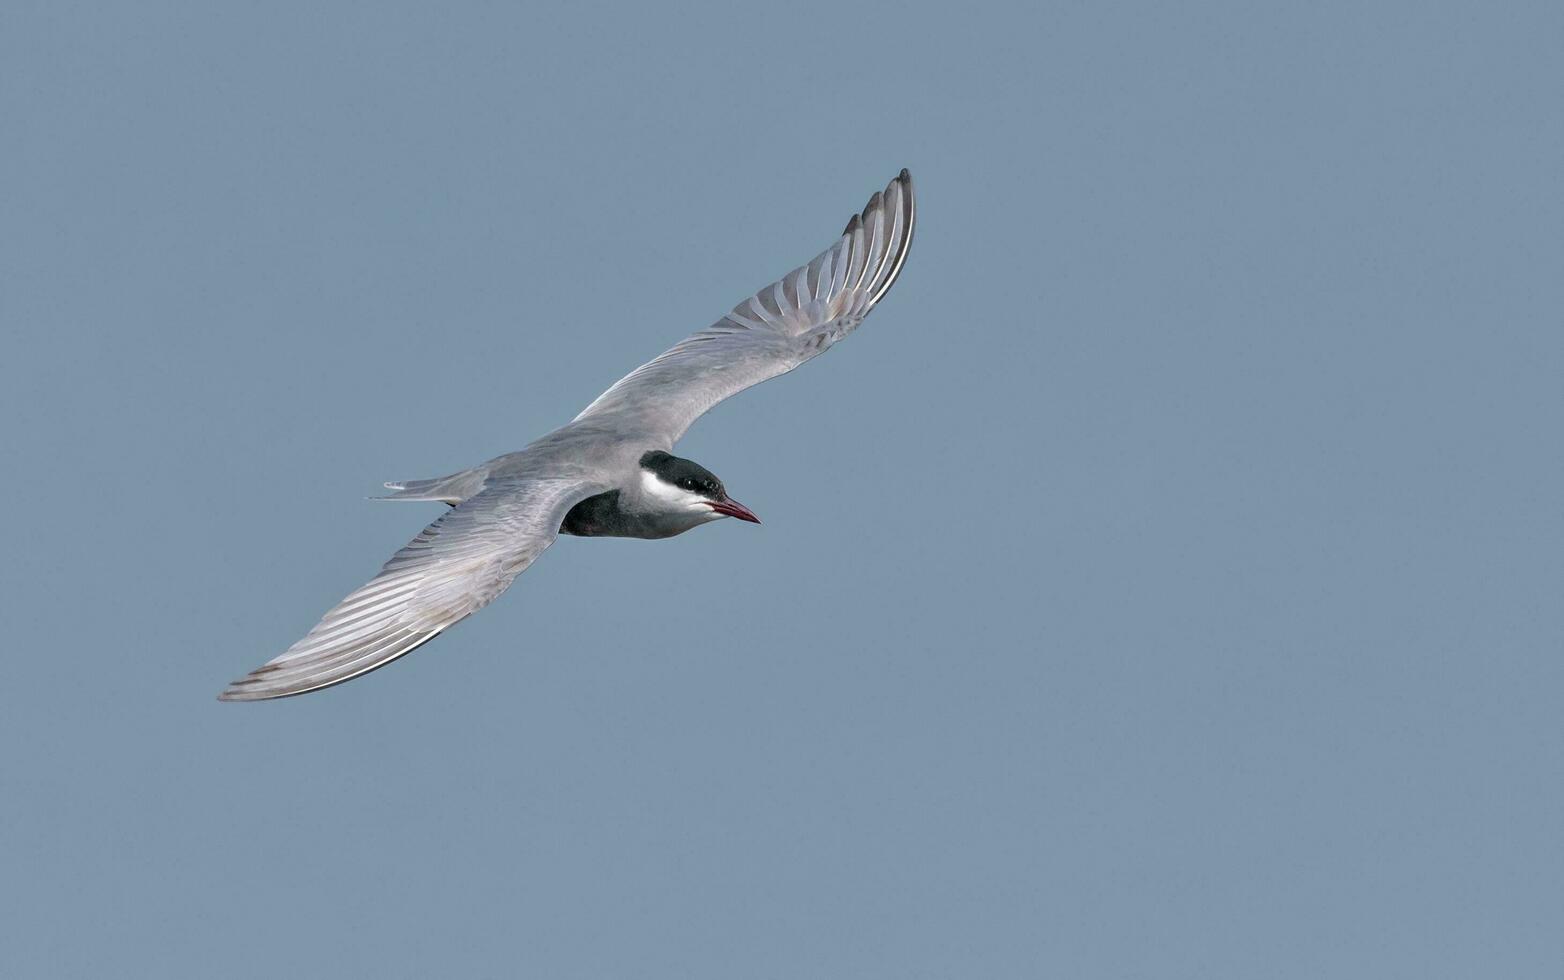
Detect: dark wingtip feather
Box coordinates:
(865, 168, 916, 306)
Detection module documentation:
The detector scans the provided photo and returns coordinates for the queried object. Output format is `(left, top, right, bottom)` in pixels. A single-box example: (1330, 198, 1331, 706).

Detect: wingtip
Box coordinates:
(217, 673, 278, 702)
(217, 678, 256, 701)
(216, 681, 284, 703)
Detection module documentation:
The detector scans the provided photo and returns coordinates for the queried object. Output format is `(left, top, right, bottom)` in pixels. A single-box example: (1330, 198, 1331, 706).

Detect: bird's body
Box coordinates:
(220, 169, 915, 701)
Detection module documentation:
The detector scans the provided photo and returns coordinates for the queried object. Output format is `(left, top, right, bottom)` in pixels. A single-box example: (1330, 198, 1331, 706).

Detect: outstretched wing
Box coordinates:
(572, 169, 916, 446)
(219, 478, 600, 701)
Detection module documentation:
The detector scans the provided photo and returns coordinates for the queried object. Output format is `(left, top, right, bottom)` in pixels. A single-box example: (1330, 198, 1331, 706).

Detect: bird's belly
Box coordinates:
(559, 490, 689, 539)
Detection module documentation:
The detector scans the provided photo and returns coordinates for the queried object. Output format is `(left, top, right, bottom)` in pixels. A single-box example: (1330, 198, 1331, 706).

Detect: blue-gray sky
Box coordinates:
(2, 2, 1560, 976)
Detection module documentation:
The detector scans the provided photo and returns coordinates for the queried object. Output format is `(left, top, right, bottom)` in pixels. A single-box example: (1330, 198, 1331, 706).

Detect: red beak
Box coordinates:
(709, 497, 761, 524)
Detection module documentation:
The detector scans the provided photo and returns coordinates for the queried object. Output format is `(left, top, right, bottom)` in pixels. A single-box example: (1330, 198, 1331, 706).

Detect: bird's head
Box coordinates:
(638, 451, 760, 525)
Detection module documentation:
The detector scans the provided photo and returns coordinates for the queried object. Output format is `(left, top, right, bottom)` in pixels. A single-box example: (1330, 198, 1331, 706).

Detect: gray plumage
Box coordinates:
(219, 169, 916, 701)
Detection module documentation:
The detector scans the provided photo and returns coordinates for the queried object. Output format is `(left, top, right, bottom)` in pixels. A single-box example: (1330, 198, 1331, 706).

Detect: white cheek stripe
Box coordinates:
(640, 469, 710, 510)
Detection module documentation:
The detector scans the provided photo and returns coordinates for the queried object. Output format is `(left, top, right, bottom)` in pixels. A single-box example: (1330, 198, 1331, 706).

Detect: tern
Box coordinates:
(219, 169, 916, 701)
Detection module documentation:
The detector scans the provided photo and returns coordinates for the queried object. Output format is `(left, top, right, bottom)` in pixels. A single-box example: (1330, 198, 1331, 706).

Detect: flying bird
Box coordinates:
(219, 169, 916, 701)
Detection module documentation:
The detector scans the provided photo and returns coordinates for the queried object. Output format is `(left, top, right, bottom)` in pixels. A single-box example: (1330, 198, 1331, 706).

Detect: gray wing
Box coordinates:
(218, 478, 599, 701)
(572, 169, 916, 446)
